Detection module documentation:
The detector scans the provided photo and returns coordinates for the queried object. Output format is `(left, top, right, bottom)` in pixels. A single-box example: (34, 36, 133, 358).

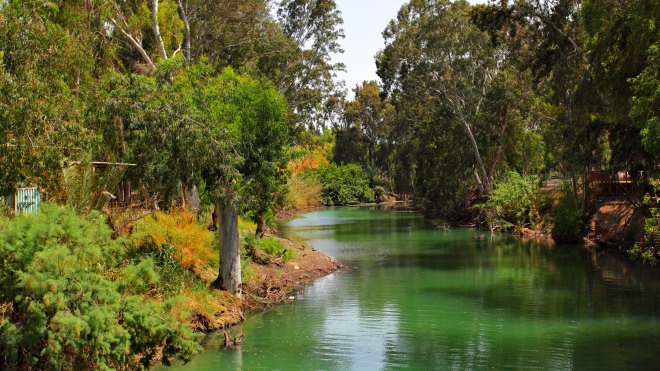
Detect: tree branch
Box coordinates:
(111, 18, 157, 71)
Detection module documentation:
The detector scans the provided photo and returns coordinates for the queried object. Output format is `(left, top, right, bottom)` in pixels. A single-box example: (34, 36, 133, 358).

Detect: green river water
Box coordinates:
(171, 204, 660, 370)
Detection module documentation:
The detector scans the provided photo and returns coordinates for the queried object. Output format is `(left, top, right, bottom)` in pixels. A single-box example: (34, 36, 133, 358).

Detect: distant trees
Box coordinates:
(334, 81, 394, 182)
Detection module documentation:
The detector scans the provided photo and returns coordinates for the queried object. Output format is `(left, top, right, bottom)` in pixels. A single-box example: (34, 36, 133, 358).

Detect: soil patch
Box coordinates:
(242, 236, 343, 309)
(587, 198, 646, 251)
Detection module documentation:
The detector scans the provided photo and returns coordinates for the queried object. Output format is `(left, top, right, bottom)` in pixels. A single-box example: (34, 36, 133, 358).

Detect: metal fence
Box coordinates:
(13, 187, 40, 215)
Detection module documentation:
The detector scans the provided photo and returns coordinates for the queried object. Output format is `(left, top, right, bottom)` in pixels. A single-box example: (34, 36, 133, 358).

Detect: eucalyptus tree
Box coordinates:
(233, 80, 290, 237)
(189, 66, 289, 292)
(334, 81, 395, 188)
(275, 0, 346, 131)
(377, 0, 514, 203)
(631, 41, 660, 158)
(0, 0, 97, 197)
(582, 0, 658, 169)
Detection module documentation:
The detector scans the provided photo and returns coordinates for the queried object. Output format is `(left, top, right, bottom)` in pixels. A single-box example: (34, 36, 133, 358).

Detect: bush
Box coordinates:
(0, 204, 201, 370)
(131, 210, 217, 277)
(481, 172, 540, 231)
(286, 173, 323, 210)
(628, 178, 660, 265)
(243, 234, 295, 264)
(315, 163, 374, 205)
(552, 193, 585, 243)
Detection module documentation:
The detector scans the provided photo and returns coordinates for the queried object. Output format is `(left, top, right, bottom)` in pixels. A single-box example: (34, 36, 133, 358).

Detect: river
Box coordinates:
(170, 204, 660, 370)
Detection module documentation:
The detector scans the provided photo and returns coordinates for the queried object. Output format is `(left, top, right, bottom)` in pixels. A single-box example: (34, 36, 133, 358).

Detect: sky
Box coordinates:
(332, 0, 488, 97)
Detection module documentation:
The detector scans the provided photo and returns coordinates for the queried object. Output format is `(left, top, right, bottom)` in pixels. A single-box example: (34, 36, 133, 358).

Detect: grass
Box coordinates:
(243, 234, 296, 264)
(286, 173, 323, 210)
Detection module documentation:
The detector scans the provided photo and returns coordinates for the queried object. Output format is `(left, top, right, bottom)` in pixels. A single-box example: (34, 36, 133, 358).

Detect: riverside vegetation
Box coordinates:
(0, 0, 658, 369)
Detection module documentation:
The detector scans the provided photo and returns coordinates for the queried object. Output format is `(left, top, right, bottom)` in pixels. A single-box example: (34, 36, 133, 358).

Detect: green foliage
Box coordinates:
(232, 75, 290, 225)
(0, 0, 94, 197)
(0, 204, 201, 369)
(276, 0, 346, 129)
(63, 159, 127, 215)
(552, 192, 585, 243)
(482, 172, 540, 231)
(632, 40, 660, 157)
(315, 163, 374, 205)
(243, 234, 296, 264)
(628, 243, 657, 266)
(628, 177, 660, 265)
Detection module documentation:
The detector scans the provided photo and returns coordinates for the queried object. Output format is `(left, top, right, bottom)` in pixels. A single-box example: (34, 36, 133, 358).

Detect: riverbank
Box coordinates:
(188, 233, 342, 333)
(242, 236, 343, 309)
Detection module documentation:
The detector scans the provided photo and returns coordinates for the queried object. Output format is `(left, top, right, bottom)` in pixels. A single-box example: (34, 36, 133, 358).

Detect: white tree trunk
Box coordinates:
(215, 201, 241, 296)
(176, 0, 191, 63)
(450, 84, 490, 194)
(152, 0, 168, 60)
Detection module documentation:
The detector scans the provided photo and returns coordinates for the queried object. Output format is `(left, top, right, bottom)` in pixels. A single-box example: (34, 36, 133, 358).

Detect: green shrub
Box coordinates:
(315, 163, 374, 205)
(628, 178, 660, 265)
(552, 193, 585, 243)
(243, 234, 295, 264)
(0, 204, 201, 370)
(481, 171, 540, 231)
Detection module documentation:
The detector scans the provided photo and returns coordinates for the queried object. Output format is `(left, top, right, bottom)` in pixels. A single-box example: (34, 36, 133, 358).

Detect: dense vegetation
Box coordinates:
(0, 0, 658, 368)
(0, 205, 200, 369)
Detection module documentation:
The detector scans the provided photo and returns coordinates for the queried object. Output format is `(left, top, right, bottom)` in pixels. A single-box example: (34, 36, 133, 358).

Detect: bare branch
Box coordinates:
(110, 18, 157, 71)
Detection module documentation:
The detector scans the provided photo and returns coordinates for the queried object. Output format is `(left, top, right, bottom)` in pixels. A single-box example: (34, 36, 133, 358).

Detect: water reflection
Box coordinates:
(168, 205, 660, 370)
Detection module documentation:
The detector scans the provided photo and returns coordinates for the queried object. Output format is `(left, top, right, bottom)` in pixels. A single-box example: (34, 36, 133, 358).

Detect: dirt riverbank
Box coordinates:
(189, 234, 342, 332)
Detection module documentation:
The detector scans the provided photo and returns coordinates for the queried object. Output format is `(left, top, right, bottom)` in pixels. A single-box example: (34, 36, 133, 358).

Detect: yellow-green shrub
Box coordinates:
(286, 173, 323, 210)
(131, 210, 217, 276)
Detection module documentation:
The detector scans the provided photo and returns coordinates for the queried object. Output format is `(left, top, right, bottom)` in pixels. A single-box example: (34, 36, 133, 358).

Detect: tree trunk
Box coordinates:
(450, 84, 490, 194)
(582, 165, 588, 210)
(255, 211, 265, 237)
(462, 122, 489, 192)
(473, 167, 485, 195)
(176, 0, 191, 64)
(571, 163, 578, 200)
(152, 0, 168, 61)
(213, 201, 241, 295)
(111, 19, 157, 71)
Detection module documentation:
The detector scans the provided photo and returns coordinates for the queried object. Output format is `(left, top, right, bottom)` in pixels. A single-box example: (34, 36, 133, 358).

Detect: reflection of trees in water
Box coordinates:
(278, 208, 660, 369)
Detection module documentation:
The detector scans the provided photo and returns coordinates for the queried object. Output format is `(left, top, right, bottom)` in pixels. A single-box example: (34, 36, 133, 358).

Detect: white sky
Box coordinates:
(332, 0, 489, 97)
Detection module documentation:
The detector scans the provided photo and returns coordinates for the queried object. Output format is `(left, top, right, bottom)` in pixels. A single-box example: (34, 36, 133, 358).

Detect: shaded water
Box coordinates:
(171, 205, 660, 370)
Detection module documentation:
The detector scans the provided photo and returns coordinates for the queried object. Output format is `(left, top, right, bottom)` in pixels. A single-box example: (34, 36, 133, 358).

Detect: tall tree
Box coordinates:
(0, 0, 95, 197)
(582, 0, 658, 169)
(378, 0, 500, 197)
(275, 0, 345, 130)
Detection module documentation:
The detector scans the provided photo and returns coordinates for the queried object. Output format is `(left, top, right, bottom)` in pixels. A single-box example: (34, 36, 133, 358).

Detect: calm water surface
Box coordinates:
(171, 205, 660, 370)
